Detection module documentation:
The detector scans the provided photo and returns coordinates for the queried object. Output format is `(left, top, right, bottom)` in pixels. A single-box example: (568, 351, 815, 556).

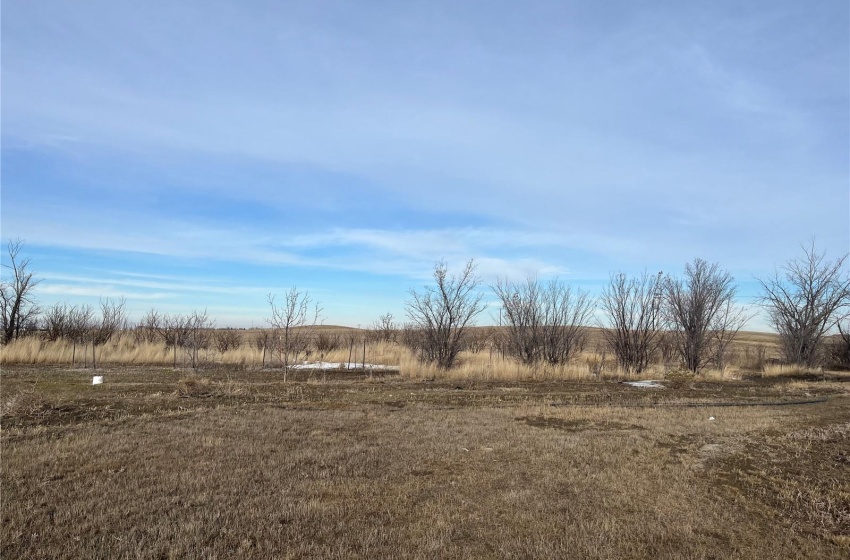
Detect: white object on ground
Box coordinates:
(290, 361, 397, 371)
(708, 416, 716, 421)
(622, 380, 664, 388)
(92, 376, 104, 385)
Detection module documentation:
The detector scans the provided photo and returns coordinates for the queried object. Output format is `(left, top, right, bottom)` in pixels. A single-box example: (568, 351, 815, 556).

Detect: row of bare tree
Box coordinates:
(3, 238, 849, 373)
(598, 263, 749, 374)
(39, 298, 129, 368)
(400, 258, 748, 373)
(404, 243, 849, 372)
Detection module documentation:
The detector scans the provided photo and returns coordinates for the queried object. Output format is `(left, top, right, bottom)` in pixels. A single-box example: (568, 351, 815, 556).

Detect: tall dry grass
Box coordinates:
(399, 350, 639, 381)
(0, 336, 407, 370)
(762, 363, 810, 377)
(0, 329, 802, 381)
(0, 336, 256, 367)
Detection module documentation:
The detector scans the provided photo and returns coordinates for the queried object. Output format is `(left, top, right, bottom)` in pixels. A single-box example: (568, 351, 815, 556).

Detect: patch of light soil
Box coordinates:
(290, 361, 397, 371)
(621, 380, 665, 389)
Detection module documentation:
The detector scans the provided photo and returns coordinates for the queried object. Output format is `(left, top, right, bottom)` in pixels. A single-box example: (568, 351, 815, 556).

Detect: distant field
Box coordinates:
(2, 365, 848, 559)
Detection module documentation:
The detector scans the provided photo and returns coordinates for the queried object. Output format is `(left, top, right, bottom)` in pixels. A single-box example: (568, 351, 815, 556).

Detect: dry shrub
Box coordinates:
(700, 367, 742, 380)
(216, 379, 248, 398)
(763, 364, 809, 377)
(1, 388, 54, 420)
(175, 374, 247, 398)
(313, 332, 341, 358)
(215, 329, 243, 353)
(825, 331, 850, 370)
(663, 368, 695, 388)
(176, 374, 215, 398)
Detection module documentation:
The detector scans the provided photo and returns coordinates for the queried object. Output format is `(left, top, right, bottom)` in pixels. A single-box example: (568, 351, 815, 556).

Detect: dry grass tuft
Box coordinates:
(663, 368, 696, 388)
(175, 373, 215, 398)
(176, 373, 248, 398)
(0, 388, 55, 420)
(763, 363, 811, 377)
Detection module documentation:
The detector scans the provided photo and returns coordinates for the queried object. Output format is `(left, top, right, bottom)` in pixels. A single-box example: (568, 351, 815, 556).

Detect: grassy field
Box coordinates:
(2, 364, 848, 559)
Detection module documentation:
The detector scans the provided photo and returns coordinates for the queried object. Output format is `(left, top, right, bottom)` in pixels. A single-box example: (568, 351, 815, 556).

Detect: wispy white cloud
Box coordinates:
(38, 273, 269, 297)
(10, 208, 634, 280)
(35, 284, 170, 300)
(2, 1, 846, 327)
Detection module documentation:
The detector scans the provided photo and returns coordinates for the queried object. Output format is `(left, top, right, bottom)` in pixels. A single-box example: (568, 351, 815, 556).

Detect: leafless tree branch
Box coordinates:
(405, 260, 485, 370)
(757, 241, 850, 367)
(1, 239, 41, 343)
(267, 288, 323, 380)
(664, 259, 750, 373)
(493, 276, 594, 366)
(599, 271, 664, 375)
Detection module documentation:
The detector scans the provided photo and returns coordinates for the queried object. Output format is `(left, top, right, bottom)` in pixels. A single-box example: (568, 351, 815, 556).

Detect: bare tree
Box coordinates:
(159, 313, 189, 350)
(538, 280, 595, 365)
(493, 276, 542, 365)
(255, 330, 272, 369)
(161, 313, 190, 368)
(135, 308, 163, 344)
(828, 318, 850, 369)
(656, 332, 677, 368)
(493, 277, 594, 366)
(314, 332, 340, 361)
(68, 304, 94, 367)
(1, 239, 41, 344)
(89, 298, 129, 369)
(215, 328, 243, 353)
(600, 271, 664, 375)
(371, 312, 397, 343)
(757, 242, 850, 367)
(464, 327, 492, 354)
(405, 260, 485, 369)
(42, 302, 71, 342)
(267, 288, 323, 380)
(155, 311, 214, 368)
(345, 329, 362, 370)
(711, 299, 751, 371)
(184, 309, 214, 368)
(664, 259, 750, 373)
(399, 323, 424, 353)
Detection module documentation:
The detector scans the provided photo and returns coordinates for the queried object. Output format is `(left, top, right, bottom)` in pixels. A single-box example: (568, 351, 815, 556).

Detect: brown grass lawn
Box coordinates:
(2, 365, 848, 559)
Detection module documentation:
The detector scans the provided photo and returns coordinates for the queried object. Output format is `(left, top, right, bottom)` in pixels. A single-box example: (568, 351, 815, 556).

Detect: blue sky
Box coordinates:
(2, 0, 848, 329)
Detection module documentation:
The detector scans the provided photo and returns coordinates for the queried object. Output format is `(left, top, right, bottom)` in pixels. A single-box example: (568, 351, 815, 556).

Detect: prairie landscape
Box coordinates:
(2, 329, 849, 559)
(3, 1, 849, 558)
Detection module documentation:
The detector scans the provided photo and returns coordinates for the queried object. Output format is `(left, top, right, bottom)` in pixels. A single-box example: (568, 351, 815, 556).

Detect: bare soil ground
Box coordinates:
(2, 365, 848, 559)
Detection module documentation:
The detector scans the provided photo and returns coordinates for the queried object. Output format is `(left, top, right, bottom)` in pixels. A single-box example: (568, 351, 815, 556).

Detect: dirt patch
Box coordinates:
(517, 415, 643, 432)
(703, 399, 850, 543)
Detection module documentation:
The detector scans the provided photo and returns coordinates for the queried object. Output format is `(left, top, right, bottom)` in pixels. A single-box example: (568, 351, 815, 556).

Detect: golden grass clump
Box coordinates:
(176, 373, 248, 398)
(762, 364, 810, 377)
(0, 388, 54, 420)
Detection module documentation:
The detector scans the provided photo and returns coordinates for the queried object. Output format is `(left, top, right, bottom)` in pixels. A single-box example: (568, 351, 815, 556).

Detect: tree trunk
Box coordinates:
(283, 328, 289, 382)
